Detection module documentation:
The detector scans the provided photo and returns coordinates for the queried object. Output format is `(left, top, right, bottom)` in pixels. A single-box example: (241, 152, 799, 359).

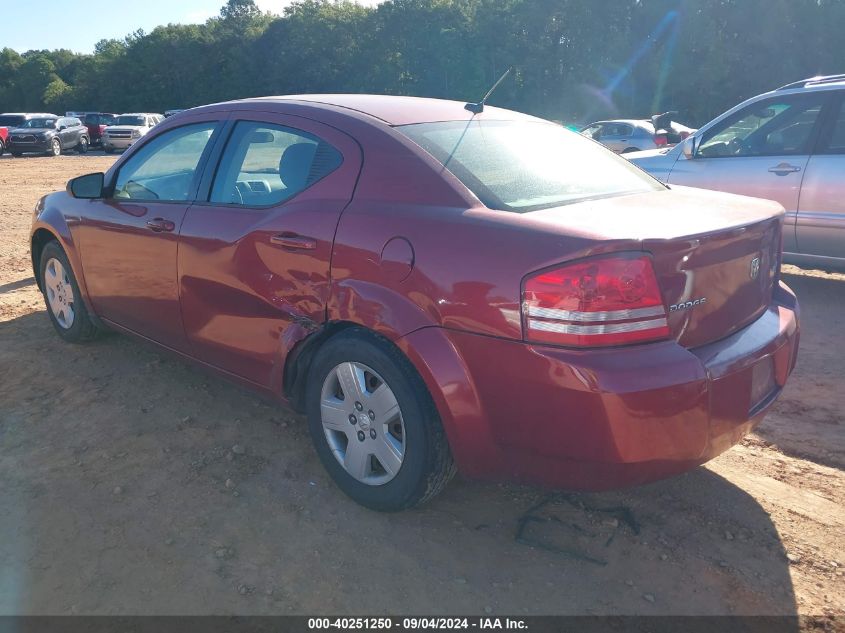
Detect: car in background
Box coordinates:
(7, 115, 89, 156)
(164, 109, 185, 118)
(102, 113, 164, 153)
(80, 112, 117, 147)
(1, 113, 58, 155)
(30, 95, 799, 511)
(627, 74, 845, 271)
(581, 116, 695, 153)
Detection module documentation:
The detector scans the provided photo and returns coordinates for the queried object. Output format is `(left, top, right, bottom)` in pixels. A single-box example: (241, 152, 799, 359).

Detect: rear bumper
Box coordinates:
(400, 281, 799, 490)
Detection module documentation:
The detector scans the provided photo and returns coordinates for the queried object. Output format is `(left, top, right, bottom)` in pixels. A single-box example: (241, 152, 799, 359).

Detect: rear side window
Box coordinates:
(398, 120, 663, 213)
(113, 122, 217, 202)
(209, 121, 342, 207)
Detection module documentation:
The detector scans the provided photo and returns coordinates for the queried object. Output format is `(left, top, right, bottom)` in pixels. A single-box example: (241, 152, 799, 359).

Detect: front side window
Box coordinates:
(210, 121, 342, 207)
(698, 95, 826, 158)
(398, 120, 663, 213)
(112, 122, 217, 202)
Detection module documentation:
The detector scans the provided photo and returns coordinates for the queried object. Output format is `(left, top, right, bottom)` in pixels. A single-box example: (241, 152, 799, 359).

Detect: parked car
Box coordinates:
(102, 113, 163, 153)
(30, 95, 799, 511)
(164, 109, 185, 117)
(581, 116, 695, 153)
(7, 115, 89, 156)
(79, 112, 117, 147)
(0, 113, 57, 155)
(628, 74, 845, 271)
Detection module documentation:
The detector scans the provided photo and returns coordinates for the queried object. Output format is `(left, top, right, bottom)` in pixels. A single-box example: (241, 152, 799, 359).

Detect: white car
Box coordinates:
(102, 113, 163, 153)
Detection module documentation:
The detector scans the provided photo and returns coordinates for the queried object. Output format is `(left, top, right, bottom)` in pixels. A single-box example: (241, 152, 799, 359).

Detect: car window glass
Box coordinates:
(820, 98, 845, 154)
(209, 121, 342, 207)
(113, 122, 217, 202)
(698, 95, 825, 158)
(399, 120, 663, 213)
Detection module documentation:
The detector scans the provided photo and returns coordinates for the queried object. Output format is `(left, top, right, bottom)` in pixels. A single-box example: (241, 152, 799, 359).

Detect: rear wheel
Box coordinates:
(49, 138, 61, 157)
(39, 241, 100, 343)
(306, 328, 455, 511)
(0, 139, 4, 156)
(77, 136, 89, 154)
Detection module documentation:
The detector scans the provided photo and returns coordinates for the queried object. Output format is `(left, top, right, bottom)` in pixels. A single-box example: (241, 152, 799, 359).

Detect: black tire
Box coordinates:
(11, 152, 22, 157)
(621, 147, 641, 154)
(104, 147, 115, 154)
(77, 136, 89, 154)
(49, 138, 61, 157)
(39, 241, 100, 343)
(0, 140, 4, 156)
(306, 328, 456, 511)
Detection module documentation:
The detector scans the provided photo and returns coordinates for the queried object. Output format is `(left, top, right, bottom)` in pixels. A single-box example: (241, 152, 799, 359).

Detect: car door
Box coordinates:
(601, 123, 634, 153)
(178, 111, 362, 387)
(57, 118, 73, 149)
(796, 92, 845, 261)
(75, 116, 225, 351)
(667, 92, 832, 255)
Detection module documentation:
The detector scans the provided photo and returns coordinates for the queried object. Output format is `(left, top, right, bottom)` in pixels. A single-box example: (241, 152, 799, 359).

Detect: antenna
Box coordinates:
(465, 67, 513, 114)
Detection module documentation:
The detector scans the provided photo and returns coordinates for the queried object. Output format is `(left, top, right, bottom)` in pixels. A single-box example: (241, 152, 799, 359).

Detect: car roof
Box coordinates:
(221, 94, 544, 126)
(1, 112, 57, 117)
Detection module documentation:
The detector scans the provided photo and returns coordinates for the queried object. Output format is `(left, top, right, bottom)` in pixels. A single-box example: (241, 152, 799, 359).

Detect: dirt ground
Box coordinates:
(0, 154, 843, 619)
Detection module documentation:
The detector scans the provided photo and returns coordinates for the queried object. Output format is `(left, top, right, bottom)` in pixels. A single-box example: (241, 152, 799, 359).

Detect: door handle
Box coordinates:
(768, 163, 801, 176)
(270, 233, 317, 250)
(146, 218, 175, 232)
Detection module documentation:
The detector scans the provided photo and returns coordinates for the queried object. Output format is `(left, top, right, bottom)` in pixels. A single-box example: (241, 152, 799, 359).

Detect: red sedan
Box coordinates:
(30, 95, 800, 511)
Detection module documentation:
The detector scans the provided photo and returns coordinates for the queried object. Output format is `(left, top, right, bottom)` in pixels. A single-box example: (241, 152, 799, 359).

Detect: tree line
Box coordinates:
(1, 0, 844, 127)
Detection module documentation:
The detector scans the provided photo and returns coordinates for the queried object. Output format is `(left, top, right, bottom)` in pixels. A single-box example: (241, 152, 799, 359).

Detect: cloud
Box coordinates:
(182, 9, 217, 23)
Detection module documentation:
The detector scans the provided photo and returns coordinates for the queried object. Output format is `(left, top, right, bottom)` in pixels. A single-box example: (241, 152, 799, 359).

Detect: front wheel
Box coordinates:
(306, 328, 455, 511)
(77, 137, 89, 154)
(49, 138, 61, 157)
(39, 241, 100, 343)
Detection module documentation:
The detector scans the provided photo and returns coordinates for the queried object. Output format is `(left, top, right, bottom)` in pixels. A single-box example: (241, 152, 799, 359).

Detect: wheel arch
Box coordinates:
(30, 213, 101, 326)
(281, 320, 498, 478)
(31, 227, 62, 291)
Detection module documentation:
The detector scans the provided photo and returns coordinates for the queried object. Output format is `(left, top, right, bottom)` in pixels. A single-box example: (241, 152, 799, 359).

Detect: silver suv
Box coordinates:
(628, 75, 845, 270)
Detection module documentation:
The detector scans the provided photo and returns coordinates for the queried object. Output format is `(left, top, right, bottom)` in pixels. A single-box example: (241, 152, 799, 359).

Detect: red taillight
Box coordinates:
(98, 125, 107, 133)
(522, 254, 669, 347)
(654, 134, 669, 147)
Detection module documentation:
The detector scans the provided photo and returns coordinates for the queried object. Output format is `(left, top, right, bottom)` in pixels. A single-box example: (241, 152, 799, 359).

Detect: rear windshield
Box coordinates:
(397, 120, 663, 212)
(85, 113, 115, 125)
(0, 115, 25, 127)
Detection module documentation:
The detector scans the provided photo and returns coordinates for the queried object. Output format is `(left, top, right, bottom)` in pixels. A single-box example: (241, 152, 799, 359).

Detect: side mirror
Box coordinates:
(682, 135, 699, 159)
(68, 172, 105, 199)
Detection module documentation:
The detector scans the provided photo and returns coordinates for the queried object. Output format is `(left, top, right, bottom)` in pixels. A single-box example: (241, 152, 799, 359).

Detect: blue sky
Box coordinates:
(4, 0, 382, 54)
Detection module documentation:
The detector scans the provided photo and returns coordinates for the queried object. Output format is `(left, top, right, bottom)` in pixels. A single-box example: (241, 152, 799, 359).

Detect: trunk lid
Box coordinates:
(526, 186, 784, 348)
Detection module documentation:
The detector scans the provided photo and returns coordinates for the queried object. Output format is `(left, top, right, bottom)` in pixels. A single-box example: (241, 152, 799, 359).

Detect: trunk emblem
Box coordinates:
(750, 257, 760, 280)
(670, 297, 707, 312)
